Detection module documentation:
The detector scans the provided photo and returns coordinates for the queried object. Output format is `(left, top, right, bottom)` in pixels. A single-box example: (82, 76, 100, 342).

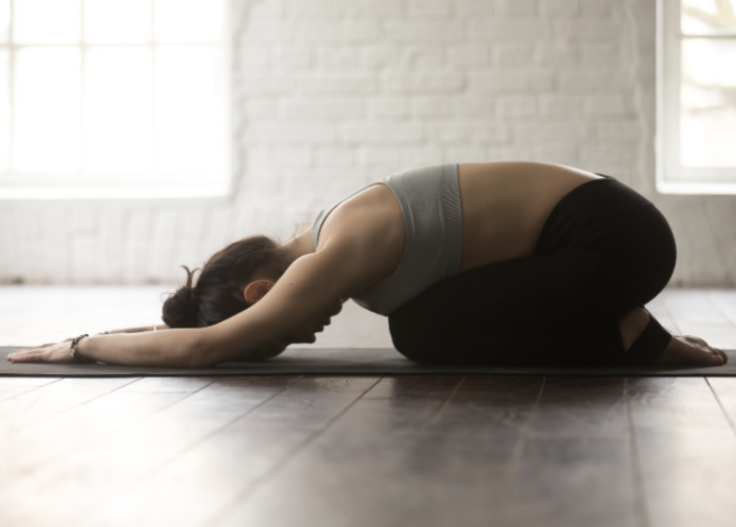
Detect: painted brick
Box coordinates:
(244, 100, 280, 119)
(494, 44, 536, 66)
(531, 144, 578, 165)
(454, 0, 495, 15)
(583, 94, 633, 117)
(384, 73, 463, 93)
(361, 46, 401, 69)
(557, 71, 630, 91)
(343, 124, 424, 144)
(249, 0, 287, 19)
(513, 123, 585, 141)
(412, 97, 450, 117)
(553, 20, 622, 40)
(450, 97, 496, 118)
(355, 0, 404, 18)
(296, 23, 379, 42)
(384, 21, 465, 42)
(244, 125, 335, 144)
(578, 43, 623, 66)
(400, 147, 445, 166)
(368, 98, 407, 118)
(240, 23, 295, 42)
(578, 0, 620, 18)
(495, 0, 538, 17)
(296, 75, 377, 94)
(403, 47, 445, 69)
(407, 0, 451, 18)
(448, 45, 489, 66)
(485, 147, 533, 161)
(239, 49, 271, 69)
(293, 0, 346, 19)
(238, 76, 292, 94)
(444, 147, 491, 162)
(538, 95, 583, 117)
(272, 48, 313, 69)
(358, 148, 402, 166)
(432, 124, 507, 143)
(471, 72, 556, 93)
(318, 148, 355, 166)
(496, 96, 537, 116)
(579, 145, 632, 165)
(318, 49, 359, 69)
(283, 100, 364, 119)
(469, 21, 552, 41)
(538, 0, 579, 17)
(594, 122, 643, 140)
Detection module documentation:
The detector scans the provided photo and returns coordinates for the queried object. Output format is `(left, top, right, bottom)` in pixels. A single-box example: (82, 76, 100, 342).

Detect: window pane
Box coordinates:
(681, 38, 736, 167)
(85, 0, 151, 44)
(0, 50, 8, 171)
(14, 48, 81, 171)
(0, 0, 9, 43)
(14, 0, 80, 44)
(155, 0, 223, 43)
(155, 46, 224, 173)
(85, 48, 152, 172)
(682, 0, 736, 35)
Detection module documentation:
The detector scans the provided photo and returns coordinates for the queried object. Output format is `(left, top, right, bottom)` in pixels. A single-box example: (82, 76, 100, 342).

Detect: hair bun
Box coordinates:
(162, 266, 201, 328)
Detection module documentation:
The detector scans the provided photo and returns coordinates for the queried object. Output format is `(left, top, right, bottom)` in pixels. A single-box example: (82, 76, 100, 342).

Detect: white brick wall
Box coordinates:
(1, 0, 735, 287)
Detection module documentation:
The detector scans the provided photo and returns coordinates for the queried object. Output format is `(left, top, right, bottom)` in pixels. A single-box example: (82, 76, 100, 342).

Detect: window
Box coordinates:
(658, 0, 736, 194)
(0, 0, 230, 199)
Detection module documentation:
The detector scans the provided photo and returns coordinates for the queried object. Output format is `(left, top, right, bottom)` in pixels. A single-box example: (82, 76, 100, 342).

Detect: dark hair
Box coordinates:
(162, 235, 288, 328)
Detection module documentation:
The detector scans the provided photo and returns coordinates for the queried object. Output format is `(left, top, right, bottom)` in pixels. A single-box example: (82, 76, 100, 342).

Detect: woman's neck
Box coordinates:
(279, 229, 314, 264)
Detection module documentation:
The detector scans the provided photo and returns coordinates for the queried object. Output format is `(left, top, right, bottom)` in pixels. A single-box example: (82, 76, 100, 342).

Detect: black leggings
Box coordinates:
(388, 175, 677, 367)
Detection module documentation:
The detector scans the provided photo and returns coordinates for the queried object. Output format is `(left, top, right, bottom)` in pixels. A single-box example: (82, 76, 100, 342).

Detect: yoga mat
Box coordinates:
(2, 347, 735, 377)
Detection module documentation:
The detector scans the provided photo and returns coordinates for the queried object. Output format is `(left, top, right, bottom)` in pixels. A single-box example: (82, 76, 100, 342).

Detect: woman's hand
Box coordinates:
(7, 339, 86, 364)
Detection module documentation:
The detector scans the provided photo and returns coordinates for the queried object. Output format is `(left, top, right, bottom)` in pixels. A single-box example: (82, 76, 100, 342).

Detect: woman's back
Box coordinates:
(314, 161, 602, 305)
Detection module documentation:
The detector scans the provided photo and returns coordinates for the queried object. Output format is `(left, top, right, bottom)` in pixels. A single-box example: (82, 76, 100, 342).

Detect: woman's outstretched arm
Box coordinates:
(8, 237, 365, 367)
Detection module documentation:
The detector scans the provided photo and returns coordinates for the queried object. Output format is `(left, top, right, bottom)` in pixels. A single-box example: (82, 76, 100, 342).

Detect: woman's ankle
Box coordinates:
(618, 307, 650, 352)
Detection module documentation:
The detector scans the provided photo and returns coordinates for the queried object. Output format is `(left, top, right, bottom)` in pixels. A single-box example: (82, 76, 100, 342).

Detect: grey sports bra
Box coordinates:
(311, 164, 463, 316)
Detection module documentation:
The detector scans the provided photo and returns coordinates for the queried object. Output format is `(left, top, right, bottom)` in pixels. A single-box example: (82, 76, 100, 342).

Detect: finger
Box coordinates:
(8, 352, 47, 363)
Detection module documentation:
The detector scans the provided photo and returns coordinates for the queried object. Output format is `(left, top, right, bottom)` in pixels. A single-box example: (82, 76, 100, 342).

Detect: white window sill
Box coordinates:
(656, 180, 736, 195)
(0, 185, 232, 202)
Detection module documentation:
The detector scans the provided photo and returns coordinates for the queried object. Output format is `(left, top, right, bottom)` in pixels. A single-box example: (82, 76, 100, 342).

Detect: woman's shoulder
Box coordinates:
(312, 183, 406, 295)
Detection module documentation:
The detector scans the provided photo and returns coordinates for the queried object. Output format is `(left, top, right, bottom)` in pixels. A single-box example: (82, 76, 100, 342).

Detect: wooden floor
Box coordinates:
(1, 288, 735, 527)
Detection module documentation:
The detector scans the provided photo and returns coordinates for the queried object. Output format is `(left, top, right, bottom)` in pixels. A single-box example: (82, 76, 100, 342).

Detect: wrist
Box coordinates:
(73, 335, 96, 363)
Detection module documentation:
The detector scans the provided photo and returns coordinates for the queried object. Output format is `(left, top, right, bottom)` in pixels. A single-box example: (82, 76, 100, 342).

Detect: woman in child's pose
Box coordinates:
(8, 162, 727, 368)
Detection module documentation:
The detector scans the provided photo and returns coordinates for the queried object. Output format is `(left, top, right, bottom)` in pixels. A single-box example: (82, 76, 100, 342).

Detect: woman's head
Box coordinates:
(162, 235, 289, 328)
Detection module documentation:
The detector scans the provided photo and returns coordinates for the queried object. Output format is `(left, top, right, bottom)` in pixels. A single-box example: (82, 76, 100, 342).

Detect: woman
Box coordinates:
(7, 162, 727, 368)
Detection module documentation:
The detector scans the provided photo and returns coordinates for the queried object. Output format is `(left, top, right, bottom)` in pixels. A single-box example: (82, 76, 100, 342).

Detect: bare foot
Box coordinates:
(618, 307, 728, 366)
(656, 334, 728, 366)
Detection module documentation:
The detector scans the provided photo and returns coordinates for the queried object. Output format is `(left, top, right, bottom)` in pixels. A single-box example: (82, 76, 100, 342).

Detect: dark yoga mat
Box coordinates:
(2, 347, 736, 377)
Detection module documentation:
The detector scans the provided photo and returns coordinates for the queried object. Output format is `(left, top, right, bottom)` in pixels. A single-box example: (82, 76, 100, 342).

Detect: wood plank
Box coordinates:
(626, 377, 736, 527)
(513, 377, 638, 527)
(215, 376, 465, 527)
(0, 376, 301, 527)
(0, 377, 218, 485)
(0, 377, 140, 432)
(274, 376, 545, 527)
(74, 376, 379, 527)
(706, 377, 736, 436)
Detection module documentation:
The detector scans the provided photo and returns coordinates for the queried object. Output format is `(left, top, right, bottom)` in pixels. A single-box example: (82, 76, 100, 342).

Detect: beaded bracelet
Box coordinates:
(69, 334, 91, 362)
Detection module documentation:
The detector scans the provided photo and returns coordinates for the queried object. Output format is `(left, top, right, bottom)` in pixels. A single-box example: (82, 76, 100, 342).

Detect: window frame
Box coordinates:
(0, 0, 234, 202)
(657, 0, 736, 194)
